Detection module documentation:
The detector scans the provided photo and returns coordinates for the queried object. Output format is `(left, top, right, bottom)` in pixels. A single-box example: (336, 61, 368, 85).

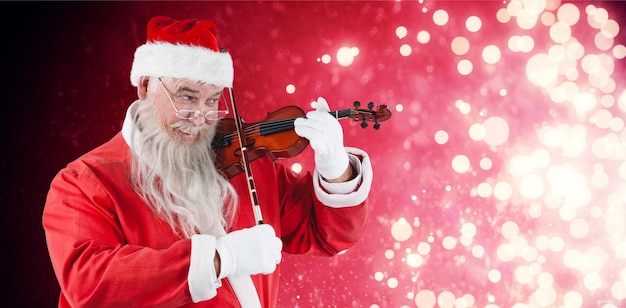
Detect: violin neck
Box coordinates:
(259, 109, 353, 136)
(328, 109, 355, 120)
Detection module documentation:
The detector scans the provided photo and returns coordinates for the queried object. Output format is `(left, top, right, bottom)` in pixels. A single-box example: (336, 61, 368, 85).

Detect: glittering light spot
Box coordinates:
(437, 291, 456, 308)
(417, 30, 430, 44)
(583, 272, 602, 291)
(455, 296, 471, 308)
(387, 277, 399, 288)
(519, 174, 545, 199)
(613, 44, 626, 59)
(540, 11, 556, 26)
(461, 223, 477, 238)
(391, 218, 412, 242)
(565, 40, 585, 60)
(531, 149, 551, 168)
(374, 271, 384, 281)
(612, 281, 626, 300)
(482, 117, 509, 146)
(442, 236, 457, 250)
(384, 249, 395, 261)
(289, 162, 302, 174)
(465, 16, 482, 32)
(563, 291, 583, 307)
(514, 265, 534, 284)
(451, 155, 471, 173)
(524, 0, 546, 15)
(618, 90, 626, 112)
(319, 54, 331, 64)
(336, 46, 358, 67)
(537, 272, 554, 289)
(508, 35, 535, 53)
(516, 9, 540, 30)
(493, 181, 513, 201)
(550, 22, 572, 45)
(457, 59, 473, 75)
(557, 3, 580, 26)
(488, 269, 502, 283)
(399, 44, 412, 57)
(600, 19, 619, 39)
(496, 7, 511, 23)
(434, 130, 449, 145)
(535, 235, 551, 251)
(526, 53, 558, 88)
(569, 218, 589, 239)
(476, 182, 492, 198)
(433, 9, 449, 26)
(415, 290, 436, 308)
(468, 123, 487, 141)
(531, 285, 558, 306)
(396, 26, 408, 39)
(518, 35, 535, 52)
(501, 221, 520, 239)
(549, 236, 565, 252)
(480, 157, 492, 170)
(591, 164, 609, 188)
(547, 164, 591, 207)
(548, 44, 566, 63)
(472, 245, 485, 258)
(528, 204, 542, 219)
(482, 45, 501, 64)
(594, 31, 614, 51)
(406, 253, 423, 268)
(451, 36, 470, 56)
(497, 243, 515, 262)
(417, 242, 431, 255)
(589, 6, 609, 29)
(285, 84, 296, 94)
(455, 99, 471, 114)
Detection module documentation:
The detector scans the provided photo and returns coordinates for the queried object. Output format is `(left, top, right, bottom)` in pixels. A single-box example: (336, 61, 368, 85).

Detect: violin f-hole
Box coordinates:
(233, 138, 256, 158)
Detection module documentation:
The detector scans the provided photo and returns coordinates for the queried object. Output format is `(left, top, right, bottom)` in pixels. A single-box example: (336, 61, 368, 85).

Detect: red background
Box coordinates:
(6, 1, 626, 307)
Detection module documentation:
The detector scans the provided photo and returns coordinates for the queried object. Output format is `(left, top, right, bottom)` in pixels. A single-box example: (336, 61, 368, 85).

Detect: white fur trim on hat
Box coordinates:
(130, 42, 233, 88)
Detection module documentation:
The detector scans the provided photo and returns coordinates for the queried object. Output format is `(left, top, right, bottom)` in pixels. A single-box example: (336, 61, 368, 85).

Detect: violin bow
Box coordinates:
(222, 50, 264, 225)
(228, 86, 265, 225)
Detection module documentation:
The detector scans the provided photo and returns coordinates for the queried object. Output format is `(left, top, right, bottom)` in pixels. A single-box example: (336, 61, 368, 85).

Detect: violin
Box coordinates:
(212, 101, 392, 179)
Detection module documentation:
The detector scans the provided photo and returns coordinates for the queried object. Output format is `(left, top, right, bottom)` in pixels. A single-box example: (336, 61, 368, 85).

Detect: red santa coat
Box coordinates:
(43, 115, 372, 307)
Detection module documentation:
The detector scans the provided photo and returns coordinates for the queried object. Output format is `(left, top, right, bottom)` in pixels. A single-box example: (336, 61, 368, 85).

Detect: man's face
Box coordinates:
(149, 77, 224, 143)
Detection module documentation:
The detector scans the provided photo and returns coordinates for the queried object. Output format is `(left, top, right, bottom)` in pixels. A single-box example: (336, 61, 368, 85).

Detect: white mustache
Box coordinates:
(170, 121, 210, 136)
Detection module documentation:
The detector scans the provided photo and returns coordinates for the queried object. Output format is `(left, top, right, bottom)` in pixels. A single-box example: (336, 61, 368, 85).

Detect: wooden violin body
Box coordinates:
(213, 106, 310, 178)
(212, 101, 392, 179)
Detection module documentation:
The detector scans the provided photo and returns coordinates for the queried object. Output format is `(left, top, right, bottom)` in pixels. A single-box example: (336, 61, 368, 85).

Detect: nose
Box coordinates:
(189, 115, 207, 126)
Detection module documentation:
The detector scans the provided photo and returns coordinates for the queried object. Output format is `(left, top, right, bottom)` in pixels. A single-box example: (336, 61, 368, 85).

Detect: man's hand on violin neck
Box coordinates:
(294, 97, 351, 180)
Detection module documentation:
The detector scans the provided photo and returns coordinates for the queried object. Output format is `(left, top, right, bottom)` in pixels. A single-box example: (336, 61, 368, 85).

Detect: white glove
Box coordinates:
(215, 224, 283, 278)
(294, 97, 350, 180)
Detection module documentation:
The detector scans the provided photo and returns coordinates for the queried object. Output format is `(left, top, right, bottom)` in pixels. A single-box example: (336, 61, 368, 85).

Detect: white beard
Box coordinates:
(128, 100, 238, 238)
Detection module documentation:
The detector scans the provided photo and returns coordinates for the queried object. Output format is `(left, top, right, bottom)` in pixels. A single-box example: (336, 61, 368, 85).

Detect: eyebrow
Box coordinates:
(174, 81, 223, 97)
(177, 86, 200, 94)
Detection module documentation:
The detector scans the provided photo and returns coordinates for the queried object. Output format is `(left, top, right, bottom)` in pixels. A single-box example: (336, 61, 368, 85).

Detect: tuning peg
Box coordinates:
(368, 101, 374, 110)
(354, 101, 361, 108)
(361, 118, 368, 128)
(374, 122, 381, 130)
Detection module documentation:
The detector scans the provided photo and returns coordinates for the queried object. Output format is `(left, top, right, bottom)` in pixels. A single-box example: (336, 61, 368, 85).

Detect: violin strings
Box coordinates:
(220, 117, 301, 140)
(217, 108, 354, 142)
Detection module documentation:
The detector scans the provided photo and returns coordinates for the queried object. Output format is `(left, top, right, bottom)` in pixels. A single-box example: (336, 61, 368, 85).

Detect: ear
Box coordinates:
(137, 76, 150, 100)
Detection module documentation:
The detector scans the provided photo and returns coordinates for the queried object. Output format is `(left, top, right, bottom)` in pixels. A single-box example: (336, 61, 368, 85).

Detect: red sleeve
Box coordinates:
(276, 163, 369, 256)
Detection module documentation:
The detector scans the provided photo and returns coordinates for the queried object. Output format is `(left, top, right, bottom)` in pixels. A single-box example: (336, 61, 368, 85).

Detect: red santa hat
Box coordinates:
(130, 16, 233, 88)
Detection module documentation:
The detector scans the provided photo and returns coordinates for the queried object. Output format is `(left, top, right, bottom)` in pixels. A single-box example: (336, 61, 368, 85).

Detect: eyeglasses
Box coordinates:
(158, 77, 230, 120)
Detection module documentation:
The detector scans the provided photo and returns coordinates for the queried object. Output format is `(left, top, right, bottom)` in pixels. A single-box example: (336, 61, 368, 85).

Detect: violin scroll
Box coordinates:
(349, 101, 392, 130)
